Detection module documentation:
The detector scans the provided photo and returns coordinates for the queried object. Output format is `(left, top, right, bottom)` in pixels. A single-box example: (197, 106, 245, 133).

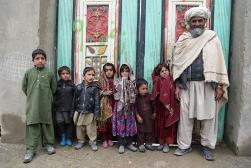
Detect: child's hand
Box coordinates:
(152, 113, 156, 119)
(136, 114, 143, 124)
(169, 108, 174, 116)
(107, 90, 113, 95)
(175, 86, 181, 100)
(94, 116, 100, 121)
(103, 90, 113, 96)
(73, 111, 79, 124)
(164, 104, 171, 111)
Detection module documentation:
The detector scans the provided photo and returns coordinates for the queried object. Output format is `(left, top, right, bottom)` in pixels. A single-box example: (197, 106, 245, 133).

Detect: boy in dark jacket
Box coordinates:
(54, 66, 75, 146)
(73, 67, 100, 151)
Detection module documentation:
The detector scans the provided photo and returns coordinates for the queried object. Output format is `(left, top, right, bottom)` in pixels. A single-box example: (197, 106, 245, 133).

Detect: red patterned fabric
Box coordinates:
(98, 77, 115, 140)
(98, 118, 113, 140)
(86, 5, 109, 42)
(151, 71, 180, 144)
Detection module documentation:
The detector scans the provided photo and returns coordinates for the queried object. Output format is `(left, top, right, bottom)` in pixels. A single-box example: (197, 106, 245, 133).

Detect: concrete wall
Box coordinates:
(1, 0, 251, 157)
(0, 0, 57, 143)
(225, 0, 251, 155)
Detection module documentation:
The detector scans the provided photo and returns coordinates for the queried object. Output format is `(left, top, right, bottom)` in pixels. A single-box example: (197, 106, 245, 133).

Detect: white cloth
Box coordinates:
(177, 111, 218, 149)
(74, 113, 97, 143)
(177, 81, 220, 149)
(172, 30, 229, 102)
(181, 81, 219, 120)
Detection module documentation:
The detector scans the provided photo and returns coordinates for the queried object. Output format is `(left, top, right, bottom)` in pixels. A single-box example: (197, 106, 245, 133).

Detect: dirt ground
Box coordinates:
(0, 142, 251, 168)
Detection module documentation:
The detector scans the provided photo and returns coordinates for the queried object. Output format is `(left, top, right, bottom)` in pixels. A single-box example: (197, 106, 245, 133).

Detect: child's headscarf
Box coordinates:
(114, 64, 136, 117)
(98, 64, 115, 122)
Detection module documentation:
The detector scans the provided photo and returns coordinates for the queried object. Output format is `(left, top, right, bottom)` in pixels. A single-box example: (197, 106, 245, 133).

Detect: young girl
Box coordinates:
(73, 67, 100, 151)
(112, 64, 137, 154)
(151, 63, 180, 153)
(98, 63, 116, 148)
(54, 66, 75, 146)
(135, 78, 155, 152)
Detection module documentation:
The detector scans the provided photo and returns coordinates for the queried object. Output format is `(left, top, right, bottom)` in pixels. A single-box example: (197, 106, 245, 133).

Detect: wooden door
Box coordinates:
(74, 0, 119, 83)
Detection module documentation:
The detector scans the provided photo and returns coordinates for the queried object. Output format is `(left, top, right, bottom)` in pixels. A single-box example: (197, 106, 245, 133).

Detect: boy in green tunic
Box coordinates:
(22, 49, 57, 163)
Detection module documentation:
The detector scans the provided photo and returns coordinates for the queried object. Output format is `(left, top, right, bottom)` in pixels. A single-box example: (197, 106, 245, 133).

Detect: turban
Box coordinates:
(184, 7, 210, 23)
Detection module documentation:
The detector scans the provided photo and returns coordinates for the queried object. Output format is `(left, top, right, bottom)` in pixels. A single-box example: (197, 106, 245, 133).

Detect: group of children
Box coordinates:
(22, 49, 179, 163)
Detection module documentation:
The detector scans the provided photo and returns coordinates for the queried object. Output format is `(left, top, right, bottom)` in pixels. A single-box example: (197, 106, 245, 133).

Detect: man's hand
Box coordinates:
(215, 86, 224, 101)
(136, 114, 143, 124)
(175, 86, 181, 100)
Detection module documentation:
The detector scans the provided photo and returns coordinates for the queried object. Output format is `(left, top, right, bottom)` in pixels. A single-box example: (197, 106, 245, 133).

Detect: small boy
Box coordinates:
(54, 66, 75, 146)
(22, 49, 57, 163)
(73, 67, 100, 151)
(135, 78, 155, 152)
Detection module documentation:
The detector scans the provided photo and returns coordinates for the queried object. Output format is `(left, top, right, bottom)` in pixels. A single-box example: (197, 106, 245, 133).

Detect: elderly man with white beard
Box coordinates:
(172, 7, 229, 161)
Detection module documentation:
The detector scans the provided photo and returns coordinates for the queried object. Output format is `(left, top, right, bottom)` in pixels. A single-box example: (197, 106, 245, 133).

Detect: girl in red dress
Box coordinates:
(151, 63, 180, 153)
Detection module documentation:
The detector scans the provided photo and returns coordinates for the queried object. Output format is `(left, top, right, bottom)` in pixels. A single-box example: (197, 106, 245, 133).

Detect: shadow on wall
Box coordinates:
(1, 113, 25, 144)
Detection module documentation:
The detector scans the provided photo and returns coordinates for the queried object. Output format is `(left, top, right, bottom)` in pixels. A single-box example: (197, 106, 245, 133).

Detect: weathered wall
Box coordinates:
(0, 0, 57, 143)
(1, 0, 251, 155)
(225, 0, 251, 155)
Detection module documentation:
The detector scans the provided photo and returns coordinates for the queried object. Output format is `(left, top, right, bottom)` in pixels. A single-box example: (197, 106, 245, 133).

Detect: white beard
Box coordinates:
(189, 28, 205, 38)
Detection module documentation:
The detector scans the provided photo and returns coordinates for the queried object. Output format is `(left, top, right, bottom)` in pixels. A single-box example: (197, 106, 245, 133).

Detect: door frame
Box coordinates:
(73, 0, 120, 83)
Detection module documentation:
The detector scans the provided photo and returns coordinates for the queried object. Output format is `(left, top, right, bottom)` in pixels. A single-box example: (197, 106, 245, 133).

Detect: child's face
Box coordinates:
(33, 54, 46, 68)
(121, 68, 130, 79)
(83, 70, 95, 84)
(60, 70, 70, 81)
(160, 67, 169, 78)
(104, 65, 114, 79)
(138, 84, 148, 96)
